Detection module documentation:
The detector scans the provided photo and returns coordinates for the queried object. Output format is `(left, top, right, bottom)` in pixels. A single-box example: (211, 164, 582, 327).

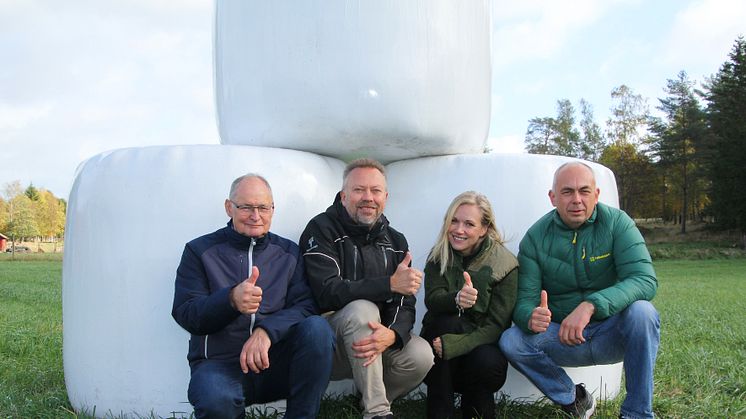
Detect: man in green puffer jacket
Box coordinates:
(499, 162, 660, 419)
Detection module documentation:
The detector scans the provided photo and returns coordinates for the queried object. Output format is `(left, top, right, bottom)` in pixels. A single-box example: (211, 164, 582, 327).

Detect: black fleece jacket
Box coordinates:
(299, 193, 416, 349)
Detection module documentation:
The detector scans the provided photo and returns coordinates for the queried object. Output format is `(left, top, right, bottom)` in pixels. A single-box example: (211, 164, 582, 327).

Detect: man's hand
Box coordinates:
(239, 328, 271, 374)
(352, 321, 396, 367)
(528, 290, 552, 333)
(456, 272, 478, 309)
(389, 252, 423, 295)
(559, 301, 595, 346)
(230, 266, 262, 314)
(432, 337, 443, 358)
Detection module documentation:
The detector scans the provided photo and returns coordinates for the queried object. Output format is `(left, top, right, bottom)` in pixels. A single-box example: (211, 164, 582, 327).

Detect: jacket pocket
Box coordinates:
(585, 248, 615, 288)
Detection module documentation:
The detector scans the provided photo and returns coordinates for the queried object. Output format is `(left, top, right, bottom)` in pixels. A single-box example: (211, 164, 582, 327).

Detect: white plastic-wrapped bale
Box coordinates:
(62, 145, 345, 417)
(215, 0, 492, 163)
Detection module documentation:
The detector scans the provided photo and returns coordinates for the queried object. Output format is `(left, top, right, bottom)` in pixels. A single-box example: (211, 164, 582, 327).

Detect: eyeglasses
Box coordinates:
(230, 201, 274, 215)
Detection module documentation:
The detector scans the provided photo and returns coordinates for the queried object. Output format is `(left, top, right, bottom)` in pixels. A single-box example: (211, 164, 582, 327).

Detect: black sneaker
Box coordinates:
(561, 383, 596, 418)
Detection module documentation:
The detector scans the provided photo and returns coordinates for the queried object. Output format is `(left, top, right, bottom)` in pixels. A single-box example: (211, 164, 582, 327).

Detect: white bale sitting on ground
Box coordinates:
(63, 149, 624, 417)
(63, 145, 345, 417)
(214, 0, 491, 163)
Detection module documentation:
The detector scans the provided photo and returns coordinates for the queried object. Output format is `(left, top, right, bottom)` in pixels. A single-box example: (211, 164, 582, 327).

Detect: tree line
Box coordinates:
(1, 180, 66, 252)
(523, 37, 746, 246)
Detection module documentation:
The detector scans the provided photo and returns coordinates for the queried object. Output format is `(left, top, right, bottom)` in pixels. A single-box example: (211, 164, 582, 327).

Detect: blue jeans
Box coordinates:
(499, 301, 660, 419)
(187, 316, 335, 419)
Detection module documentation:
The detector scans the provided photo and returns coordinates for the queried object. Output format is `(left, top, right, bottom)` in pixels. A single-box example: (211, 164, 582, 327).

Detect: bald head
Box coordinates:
(549, 162, 600, 229)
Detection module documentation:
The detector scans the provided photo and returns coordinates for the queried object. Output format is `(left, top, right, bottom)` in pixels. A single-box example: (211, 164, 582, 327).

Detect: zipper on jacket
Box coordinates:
(353, 245, 359, 281)
(388, 296, 404, 327)
(204, 335, 209, 359)
(381, 246, 388, 271)
(249, 238, 256, 335)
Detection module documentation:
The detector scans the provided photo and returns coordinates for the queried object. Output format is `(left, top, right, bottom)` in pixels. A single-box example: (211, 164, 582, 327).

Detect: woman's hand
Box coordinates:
(433, 337, 443, 358)
(456, 271, 478, 309)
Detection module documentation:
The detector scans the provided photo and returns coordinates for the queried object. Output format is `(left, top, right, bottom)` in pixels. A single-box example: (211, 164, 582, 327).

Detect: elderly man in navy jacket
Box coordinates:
(172, 174, 335, 419)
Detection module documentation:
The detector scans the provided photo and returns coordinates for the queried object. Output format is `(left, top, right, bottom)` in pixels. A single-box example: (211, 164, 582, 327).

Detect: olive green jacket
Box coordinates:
(514, 202, 657, 334)
(422, 237, 518, 360)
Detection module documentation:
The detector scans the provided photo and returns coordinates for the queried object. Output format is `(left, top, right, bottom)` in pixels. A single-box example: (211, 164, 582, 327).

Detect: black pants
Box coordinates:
(421, 314, 508, 419)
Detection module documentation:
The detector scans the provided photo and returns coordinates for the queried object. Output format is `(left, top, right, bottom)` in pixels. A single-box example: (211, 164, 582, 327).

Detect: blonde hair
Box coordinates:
(428, 191, 503, 275)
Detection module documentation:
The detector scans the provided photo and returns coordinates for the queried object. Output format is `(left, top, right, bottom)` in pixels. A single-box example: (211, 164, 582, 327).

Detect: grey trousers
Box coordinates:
(327, 299, 434, 418)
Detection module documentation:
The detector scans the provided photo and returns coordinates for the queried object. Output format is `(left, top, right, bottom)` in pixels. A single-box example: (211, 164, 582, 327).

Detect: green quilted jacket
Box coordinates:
(514, 203, 657, 334)
(422, 237, 518, 360)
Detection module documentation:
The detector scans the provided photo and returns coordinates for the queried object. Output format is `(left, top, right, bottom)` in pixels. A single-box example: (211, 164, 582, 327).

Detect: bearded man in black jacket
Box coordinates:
(300, 158, 433, 419)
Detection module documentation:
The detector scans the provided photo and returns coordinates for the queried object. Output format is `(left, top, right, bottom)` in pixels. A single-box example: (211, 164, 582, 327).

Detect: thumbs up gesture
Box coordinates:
(456, 271, 478, 309)
(230, 266, 263, 314)
(389, 252, 423, 295)
(528, 289, 552, 333)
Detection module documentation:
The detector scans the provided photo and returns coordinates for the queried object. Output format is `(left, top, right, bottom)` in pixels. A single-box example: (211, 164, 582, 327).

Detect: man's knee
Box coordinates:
(294, 315, 336, 354)
(498, 326, 524, 359)
(335, 299, 381, 330)
(392, 335, 434, 378)
(622, 300, 660, 333)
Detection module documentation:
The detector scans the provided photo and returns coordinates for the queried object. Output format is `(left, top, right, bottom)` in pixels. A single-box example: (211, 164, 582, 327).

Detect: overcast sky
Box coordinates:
(1, 0, 744, 199)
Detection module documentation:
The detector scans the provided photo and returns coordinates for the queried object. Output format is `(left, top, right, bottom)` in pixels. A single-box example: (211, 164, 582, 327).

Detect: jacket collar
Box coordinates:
(451, 236, 491, 267)
(327, 192, 389, 242)
(225, 220, 271, 251)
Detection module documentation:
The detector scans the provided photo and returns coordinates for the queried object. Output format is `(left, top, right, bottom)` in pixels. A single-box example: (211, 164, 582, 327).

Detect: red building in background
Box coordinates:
(0, 233, 7, 252)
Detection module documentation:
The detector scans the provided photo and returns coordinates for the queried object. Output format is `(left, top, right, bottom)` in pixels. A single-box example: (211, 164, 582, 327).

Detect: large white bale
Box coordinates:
(63, 150, 624, 416)
(215, 0, 492, 163)
(62, 145, 345, 417)
(384, 153, 623, 401)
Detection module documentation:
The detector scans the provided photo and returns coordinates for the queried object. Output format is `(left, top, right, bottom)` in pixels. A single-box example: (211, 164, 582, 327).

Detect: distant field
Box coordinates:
(638, 221, 746, 260)
(1, 256, 744, 418)
(1, 240, 63, 256)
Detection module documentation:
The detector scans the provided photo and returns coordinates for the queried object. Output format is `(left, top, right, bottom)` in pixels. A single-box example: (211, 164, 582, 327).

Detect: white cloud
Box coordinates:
(0, 1, 217, 198)
(0, 103, 52, 131)
(490, 0, 626, 68)
(663, 0, 746, 77)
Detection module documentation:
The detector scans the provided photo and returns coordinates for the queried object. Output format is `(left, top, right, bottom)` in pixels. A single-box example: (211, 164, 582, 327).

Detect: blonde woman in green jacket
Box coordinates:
(420, 191, 518, 419)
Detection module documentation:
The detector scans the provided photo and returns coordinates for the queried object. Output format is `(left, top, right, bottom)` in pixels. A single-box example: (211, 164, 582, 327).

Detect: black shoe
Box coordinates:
(560, 383, 596, 418)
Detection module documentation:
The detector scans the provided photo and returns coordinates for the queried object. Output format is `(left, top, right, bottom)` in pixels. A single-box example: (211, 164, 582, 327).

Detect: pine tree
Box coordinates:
(649, 71, 707, 233)
(704, 37, 746, 246)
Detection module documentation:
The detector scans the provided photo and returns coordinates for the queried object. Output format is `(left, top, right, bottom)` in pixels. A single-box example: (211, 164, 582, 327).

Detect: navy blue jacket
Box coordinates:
(172, 221, 318, 367)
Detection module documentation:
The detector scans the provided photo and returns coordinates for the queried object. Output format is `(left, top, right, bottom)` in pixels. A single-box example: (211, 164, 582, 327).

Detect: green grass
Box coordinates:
(0, 260, 69, 418)
(651, 259, 746, 418)
(1, 257, 745, 418)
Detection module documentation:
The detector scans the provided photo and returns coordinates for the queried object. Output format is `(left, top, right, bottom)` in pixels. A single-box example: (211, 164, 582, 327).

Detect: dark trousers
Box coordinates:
(187, 316, 335, 419)
(421, 314, 508, 419)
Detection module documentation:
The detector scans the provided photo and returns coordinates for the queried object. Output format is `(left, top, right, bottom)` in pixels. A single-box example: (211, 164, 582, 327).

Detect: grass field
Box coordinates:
(1, 255, 745, 418)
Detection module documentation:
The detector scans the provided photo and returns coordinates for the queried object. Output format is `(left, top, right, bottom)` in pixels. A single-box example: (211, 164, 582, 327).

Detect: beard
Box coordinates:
(352, 204, 381, 226)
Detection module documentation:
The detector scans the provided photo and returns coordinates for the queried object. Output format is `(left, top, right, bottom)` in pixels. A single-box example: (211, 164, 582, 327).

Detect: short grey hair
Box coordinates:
(229, 173, 273, 200)
(342, 158, 386, 189)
